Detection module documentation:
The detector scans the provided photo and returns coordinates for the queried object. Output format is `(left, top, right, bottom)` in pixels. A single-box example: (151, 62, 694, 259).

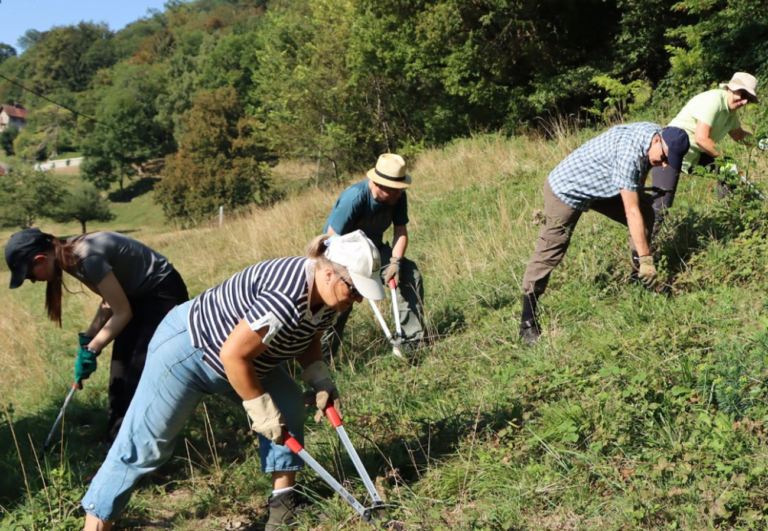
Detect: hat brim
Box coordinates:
(367, 168, 411, 189)
(666, 150, 685, 174)
(9, 262, 28, 289)
(721, 83, 760, 103)
(348, 271, 385, 300)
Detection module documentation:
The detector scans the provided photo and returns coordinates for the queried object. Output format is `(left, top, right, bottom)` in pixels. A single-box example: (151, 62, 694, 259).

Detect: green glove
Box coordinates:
(74, 346, 98, 388)
(78, 333, 92, 347)
(638, 255, 657, 288)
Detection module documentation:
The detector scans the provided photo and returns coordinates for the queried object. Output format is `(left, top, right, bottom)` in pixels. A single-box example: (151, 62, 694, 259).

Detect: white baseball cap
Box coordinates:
(324, 230, 385, 300)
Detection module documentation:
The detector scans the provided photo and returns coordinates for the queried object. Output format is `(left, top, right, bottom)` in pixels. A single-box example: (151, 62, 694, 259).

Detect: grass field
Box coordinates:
(2, 123, 768, 530)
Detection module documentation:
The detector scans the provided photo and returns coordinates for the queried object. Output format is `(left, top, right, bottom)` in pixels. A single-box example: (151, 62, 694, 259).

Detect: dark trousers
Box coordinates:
(106, 269, 189, 443)
(323, 243, 424, 359)
(651, 153, 716, 239)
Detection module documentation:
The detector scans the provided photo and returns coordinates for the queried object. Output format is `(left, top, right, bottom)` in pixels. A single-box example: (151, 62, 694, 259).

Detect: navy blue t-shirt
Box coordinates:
(324, 180, 408, 246)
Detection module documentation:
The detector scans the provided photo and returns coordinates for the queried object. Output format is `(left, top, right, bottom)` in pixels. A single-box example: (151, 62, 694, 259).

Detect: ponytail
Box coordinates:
(45, 236, 82, 326)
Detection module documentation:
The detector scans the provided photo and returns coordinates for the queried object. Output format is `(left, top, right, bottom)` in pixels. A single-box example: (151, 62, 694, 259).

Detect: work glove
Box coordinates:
(74, 346, 98, 389)
(243, 393, 286, 445)
(637, 255, 657, 289)
(301, 360, 340, 423)
(78, 333, 92, 347)
(383, 257, 400, 287)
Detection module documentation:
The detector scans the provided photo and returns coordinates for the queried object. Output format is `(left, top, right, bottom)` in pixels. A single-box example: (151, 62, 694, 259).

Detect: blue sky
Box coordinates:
(0, 0, 174, 51)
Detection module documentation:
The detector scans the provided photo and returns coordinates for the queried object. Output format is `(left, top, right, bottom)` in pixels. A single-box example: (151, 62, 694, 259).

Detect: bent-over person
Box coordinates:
(519, 123, 689, 344)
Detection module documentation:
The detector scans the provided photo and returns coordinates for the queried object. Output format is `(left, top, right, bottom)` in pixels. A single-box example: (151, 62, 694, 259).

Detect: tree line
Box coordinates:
(0, 0, 766, 225)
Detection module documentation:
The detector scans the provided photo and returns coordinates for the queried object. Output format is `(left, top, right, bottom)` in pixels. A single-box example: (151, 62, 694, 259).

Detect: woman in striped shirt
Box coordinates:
(81, 230, 385, 531)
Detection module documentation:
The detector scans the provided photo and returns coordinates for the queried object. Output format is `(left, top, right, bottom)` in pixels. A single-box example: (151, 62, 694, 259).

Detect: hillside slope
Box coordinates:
(2, 131, 768, 530)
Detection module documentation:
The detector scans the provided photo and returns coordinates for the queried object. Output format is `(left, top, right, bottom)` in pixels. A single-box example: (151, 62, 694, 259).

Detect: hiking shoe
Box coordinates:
(265, 488, 311, 530)
(519, 319, 540, 345)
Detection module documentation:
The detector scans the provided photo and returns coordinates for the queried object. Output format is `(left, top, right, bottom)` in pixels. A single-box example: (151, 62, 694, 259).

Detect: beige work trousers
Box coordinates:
(521, 181, 655, 296)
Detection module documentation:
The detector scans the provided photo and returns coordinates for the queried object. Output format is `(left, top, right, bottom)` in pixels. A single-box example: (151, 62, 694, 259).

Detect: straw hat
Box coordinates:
(720, 72, 759, 103)
(367, 154, 411, 189)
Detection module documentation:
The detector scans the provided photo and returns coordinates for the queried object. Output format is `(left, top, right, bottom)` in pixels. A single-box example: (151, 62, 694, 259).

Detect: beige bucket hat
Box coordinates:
(720, 72, 759, 103)
(367, 153, 412, 189)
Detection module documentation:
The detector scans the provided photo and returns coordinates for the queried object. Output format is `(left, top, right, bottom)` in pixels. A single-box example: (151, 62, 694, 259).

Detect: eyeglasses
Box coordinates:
(734, 89, 751, 101)
(339, 275, 361, 297)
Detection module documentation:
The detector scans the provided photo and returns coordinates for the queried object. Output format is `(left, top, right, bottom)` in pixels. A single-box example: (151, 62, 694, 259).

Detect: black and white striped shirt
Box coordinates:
(188, 257, 336, 378)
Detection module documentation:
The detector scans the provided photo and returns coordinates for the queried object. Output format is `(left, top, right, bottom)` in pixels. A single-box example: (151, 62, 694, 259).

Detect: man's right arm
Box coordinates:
(620, 189, 651, 258)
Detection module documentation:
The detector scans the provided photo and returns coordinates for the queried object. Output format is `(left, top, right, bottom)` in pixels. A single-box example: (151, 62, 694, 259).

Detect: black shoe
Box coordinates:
(265, 488, 310, 530)
(399, 339, 428, 354)
(519, 319, 541, 345)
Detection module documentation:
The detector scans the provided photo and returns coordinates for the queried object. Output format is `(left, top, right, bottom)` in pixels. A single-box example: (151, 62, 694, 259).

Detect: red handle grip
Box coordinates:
(284, 433, 303, 454)
(388, 278, 397, 289)
(325, 405, 342, 428)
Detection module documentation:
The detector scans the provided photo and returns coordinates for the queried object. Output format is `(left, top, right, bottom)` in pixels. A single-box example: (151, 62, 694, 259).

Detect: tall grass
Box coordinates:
(3, 120, 768, 529)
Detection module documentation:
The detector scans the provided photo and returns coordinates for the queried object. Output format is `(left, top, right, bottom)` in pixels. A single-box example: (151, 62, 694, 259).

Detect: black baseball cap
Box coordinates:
(660, 126, 690, 173)
(5, 228, 54, 289)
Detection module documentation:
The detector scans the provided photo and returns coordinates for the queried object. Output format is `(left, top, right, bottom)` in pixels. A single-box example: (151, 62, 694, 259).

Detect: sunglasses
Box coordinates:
(339, 275, 361, 298)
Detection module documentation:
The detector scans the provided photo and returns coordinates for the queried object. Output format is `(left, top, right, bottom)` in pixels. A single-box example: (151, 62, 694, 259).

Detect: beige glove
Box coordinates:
(243, 393, 286, 444)
(301, 360, 340, 422)
(383, 256, 400, 286)
(638, 255, 657, 288)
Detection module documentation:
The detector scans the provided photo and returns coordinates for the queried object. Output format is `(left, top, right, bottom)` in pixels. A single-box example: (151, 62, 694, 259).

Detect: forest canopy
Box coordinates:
(1, 0, 766, 222)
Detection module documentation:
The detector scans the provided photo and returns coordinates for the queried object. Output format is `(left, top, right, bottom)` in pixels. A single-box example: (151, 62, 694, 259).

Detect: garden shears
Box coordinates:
(284, 404, 403, 529)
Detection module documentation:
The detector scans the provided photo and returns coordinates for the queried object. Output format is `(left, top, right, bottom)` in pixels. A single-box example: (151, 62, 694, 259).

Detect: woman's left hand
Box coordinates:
(74, 346, 98, 388)
(301, 361, 340, 422)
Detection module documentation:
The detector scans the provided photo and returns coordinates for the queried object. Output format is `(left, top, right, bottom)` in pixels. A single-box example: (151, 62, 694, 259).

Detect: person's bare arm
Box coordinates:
(392, 225, 408, 259)
(220, 320, 270, 401)
(84, 300, 112, 339)
(728, 127, 752, 144)
(87, 272, 132, 352)
(296, 333, 324, 369)
(694, 121, 720, 157)
(620, 189, 650, 257)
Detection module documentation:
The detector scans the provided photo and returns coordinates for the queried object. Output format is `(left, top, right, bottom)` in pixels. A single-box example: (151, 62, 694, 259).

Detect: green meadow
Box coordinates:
(2, 124, 768, 530)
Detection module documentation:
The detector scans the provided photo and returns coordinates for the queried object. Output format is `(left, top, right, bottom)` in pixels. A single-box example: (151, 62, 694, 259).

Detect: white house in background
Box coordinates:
(0, 103, 28, 131)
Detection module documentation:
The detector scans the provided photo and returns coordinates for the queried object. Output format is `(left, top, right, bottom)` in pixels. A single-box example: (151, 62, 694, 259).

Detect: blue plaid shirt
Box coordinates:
(548, 122, 660, 211)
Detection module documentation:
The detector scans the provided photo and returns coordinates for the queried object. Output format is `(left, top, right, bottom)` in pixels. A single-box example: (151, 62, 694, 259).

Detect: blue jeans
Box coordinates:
(82, 301, 306, 521)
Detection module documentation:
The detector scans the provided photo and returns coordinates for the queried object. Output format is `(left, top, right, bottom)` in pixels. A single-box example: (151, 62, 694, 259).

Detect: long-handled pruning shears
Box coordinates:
(367, 277, 405, 357)
(284, 404, 403, 529)
(43, 383, 78, 452)
(388, 279, 403, 345)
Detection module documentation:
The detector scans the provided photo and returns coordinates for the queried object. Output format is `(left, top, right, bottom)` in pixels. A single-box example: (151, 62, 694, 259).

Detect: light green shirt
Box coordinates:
(668, 89, 741, 173)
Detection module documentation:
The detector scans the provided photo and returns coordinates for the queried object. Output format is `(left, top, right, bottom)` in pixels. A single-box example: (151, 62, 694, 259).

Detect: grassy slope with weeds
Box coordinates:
(2, 126, 768, 530)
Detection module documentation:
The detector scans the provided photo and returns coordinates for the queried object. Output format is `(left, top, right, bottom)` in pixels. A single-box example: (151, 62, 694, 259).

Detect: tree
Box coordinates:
(0, 127, 18, 156)
(22, 23, 116, 95)
(82, 63, 172, 194)
(13, 105, 76, 161)
(155, 86, 273, 223)
(666, 0, 768, 95)
(51, 183, 115, 233)
(0, 169, 65, 228)
(0, 44, 16, 65)
(16, 29, 41, 52)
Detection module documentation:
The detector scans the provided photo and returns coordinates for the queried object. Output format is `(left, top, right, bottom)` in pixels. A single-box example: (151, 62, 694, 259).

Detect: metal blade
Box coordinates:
(43, 385, 77, 451)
